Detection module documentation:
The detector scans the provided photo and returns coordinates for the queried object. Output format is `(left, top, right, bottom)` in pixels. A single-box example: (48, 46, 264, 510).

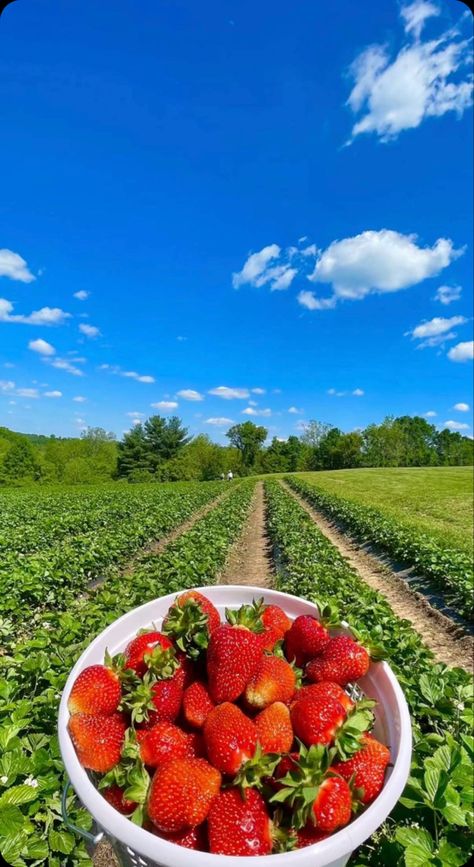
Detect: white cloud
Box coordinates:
(346, 3, 473, 144)
(151, 401, 178, 411)
(44, 390, 62, 398)
(73, 290, 89, 300)
(305, 230, 462, 309)
(73, 395, 87, 402)
(101, 365, 155, 383)
(28, 338, 55, 356)
(0, 249, 35, 283)
(79, 323, 100, 338)
(434, 284, 462, 305)
(232, 243, 300, 292)
(176, 335, 187, 342)
(443, 419, 469, 431)
(205, 417, 234, 426)
(0, 379, 15, 392)
(288, 406, 303, 414)
(400, 1, 440, 40)
(353, 388, 365, 396)
(177, 389, 204, 401)
(453, 402, 470, 412)
(447, 341, 474, 362)
(47, 357, 84, 376)
(209, 386, 250, 400)
(424, 410, 437, 417)
(0, 298, 71, 325)
(16, 388, 39, 399)
(251, 387, 266, 395)
(410, 315, 467, 339)
(242, 406, 272, 417)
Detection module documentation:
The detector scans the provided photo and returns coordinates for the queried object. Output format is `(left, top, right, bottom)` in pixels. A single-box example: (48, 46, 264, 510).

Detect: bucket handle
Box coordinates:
(61, 780, 104, 846)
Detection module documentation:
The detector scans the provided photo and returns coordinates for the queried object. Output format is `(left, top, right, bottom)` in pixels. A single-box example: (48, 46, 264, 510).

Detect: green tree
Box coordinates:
(226, 421, 267, 471)
(117, 424, 152, 478)
(393, 416, 438, 466)
(144, 415, 191, 468)
(1, 439, 39, 482)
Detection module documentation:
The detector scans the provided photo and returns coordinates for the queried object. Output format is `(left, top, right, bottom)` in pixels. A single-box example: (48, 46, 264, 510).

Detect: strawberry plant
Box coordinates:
(0, 481, 255, 865)
(288, 476, 473, 620)
(265, 480, 473, 867)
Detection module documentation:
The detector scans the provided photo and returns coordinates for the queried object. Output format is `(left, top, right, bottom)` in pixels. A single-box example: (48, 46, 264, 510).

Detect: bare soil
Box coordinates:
(282, 481, 473, 672)
(219, 481, 274, 589)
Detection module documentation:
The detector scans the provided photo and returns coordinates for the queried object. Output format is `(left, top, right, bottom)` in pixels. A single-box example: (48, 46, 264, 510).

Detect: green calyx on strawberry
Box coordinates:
(313, 599, 342, 629)
(120, 668, 178, 725)
(162, 598, 212, 660)
(271, 742, 354, 831)
(332, 698, 376, 761)
(99, 729, 151, 826)
(233, 742, 282, 795)
(225, 599, 265, 633)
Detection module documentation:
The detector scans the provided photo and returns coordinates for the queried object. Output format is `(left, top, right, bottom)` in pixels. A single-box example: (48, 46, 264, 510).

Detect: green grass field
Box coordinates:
(298, 466, 473, 554)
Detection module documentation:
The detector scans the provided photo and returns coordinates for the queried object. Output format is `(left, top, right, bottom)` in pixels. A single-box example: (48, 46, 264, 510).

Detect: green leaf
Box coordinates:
(440, 803, 468, 826)
(48, 828, 75, 855)
(395, 827, 435, 852)
(0, 806, 25, 837)
(0, 785, 39, 808)
(22, 837, 50, 860)
(424, 768, 441, 803)
(437, 839, 470, 867)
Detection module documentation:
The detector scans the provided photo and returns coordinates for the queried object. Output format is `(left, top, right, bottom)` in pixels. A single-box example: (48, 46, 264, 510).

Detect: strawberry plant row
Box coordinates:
(0, 484, 219, 556)
(0, 482, 222, 631)
(288, 476, 473, 621)
(0, 480, 256, 866)
(265, 480, 473, 867)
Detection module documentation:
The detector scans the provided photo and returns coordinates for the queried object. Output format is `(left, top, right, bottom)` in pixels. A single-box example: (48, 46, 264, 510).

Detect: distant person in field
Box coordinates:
(227, 470, 233, 481)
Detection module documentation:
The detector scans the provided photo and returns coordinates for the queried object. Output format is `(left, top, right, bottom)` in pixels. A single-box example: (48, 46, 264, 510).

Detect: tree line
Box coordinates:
(0, 413, 472, 485)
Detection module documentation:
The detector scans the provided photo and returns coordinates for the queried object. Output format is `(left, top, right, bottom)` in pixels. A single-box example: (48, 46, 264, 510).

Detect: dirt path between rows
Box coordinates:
(219, 481, 274, 588)
(281, 481, 473, 672)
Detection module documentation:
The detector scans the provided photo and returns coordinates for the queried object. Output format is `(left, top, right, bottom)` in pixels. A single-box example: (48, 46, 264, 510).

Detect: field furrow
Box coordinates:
(218, 480, 274, 588)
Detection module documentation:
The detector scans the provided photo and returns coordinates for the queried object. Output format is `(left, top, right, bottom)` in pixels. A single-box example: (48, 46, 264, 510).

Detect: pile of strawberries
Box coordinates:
(66, 591, 391, 856)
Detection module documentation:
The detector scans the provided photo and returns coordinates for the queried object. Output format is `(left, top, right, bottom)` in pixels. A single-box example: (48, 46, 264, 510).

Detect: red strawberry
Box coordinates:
(208, 787, 272, 856)
(163, 591, 221, 659)
(260, 604, 291, 650)
(123, 631, 175, 678)
(155, 825, 207, 850)
(271, 743, 352, 834)
(311, 775, 352, 833)
(296, 824, 328, 848)
(183, 681, 214, 729)
(103, 784, 137, 815)
(269, 751, 300, 791)
(255, 702, 293, 754)
(284, 615, 330, 667)
(244, 655, 296, 709)
(294, 682, 354, 714)
(138, 721, 193, 768)
(332, 734, 390, 804)
(147, 757, 221, 833)
(147, 666, 185, 725)
(186, 731, 206, 758)
(207, 624, 263, 703)
(306, 635, 370, 686)
(204, 702, 257, 776)
(68, 713, 126, 773)
(68, 665, 121, 717)
(291, 694, 346, 746)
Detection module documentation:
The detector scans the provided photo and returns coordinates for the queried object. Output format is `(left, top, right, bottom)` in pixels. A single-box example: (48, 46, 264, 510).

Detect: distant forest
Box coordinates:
(0, 413, 472, 485)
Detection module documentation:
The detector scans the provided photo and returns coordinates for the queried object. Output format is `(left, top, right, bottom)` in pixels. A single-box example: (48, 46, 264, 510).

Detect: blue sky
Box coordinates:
(1, 0, 473, 443)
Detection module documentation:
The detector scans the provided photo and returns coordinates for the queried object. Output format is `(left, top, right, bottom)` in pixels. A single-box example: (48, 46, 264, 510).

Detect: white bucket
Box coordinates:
(58, 585, 412, 867)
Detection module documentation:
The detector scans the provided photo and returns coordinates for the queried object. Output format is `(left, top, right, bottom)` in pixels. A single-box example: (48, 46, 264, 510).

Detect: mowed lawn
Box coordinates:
(298, 467, 473, 554)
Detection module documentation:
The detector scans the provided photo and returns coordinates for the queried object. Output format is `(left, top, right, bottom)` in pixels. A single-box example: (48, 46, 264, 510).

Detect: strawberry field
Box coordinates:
(0, 475, 472, 866)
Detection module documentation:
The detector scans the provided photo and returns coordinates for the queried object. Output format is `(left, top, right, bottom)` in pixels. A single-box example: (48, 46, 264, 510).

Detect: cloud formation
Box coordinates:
(151, 401, 178, 410)
(0, 298, 71, 326)
(242, 406, 272, 417)
(434, 284, 462, 305)
(443, 419, 469, 431)
(302, 230, 462, 310)
(447, 341, 474, 362)
(0, 249, 35, 282)
(74, 290, 89, 300)
(209, 386, 250, 400)
(177, 389, 204, 401)
(28, 338, 55, 356)
(100, 364, 155, 383)
(79, 323, 101, 338)
(453, 402, 469, 412)
(205, 417, 234, 426)
(44, 390, 62, 398)
(346, 1, 473, 144)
